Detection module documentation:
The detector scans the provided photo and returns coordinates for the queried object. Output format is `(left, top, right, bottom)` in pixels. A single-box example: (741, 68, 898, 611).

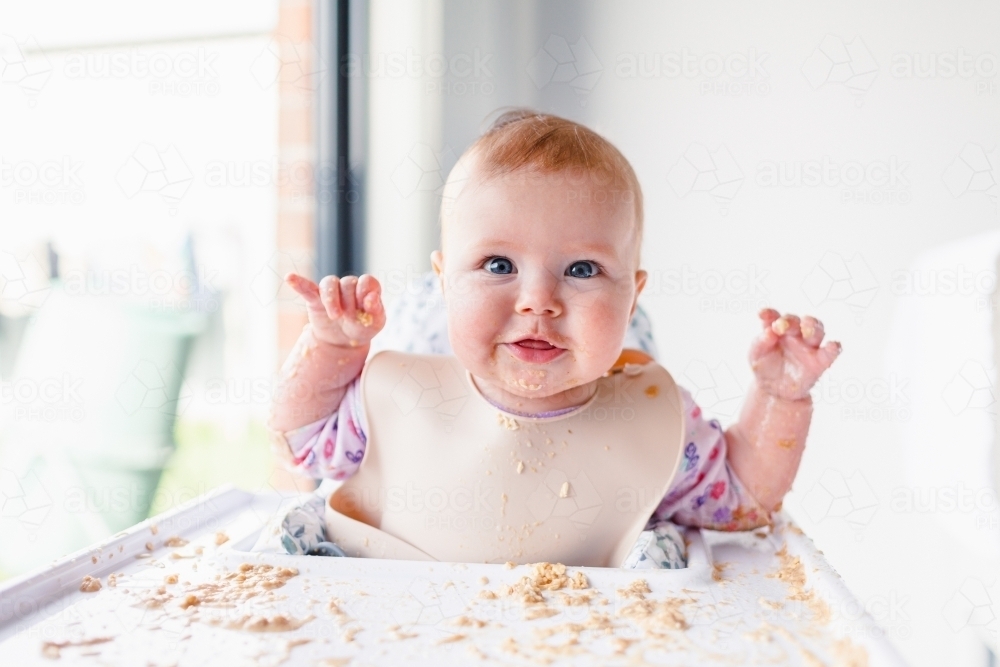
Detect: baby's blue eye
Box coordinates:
(485, 257, 514, 274)
(566, 261, 599, 279)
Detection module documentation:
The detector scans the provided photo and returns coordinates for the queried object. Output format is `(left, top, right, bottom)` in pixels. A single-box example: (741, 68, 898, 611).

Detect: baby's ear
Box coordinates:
(430, 250, 444, 277)
(629, 270, 648, 318)
(634, 269, 647, 295)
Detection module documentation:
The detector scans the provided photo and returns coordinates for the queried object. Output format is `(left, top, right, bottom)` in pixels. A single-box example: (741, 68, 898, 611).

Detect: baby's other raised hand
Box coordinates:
(748, 308, 842, 401)
(285, 273, 386, 347)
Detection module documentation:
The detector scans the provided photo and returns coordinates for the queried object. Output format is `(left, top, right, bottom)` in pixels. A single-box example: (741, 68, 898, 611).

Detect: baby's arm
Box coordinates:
(268, 273, 385, 434)
(654, 309, 840, 530)
(724, 309, 841, 511)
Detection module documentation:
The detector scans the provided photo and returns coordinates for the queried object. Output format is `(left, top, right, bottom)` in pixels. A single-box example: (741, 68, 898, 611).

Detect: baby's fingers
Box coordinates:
(286, 273, 321, 304)
(749, 321, 781, 361)
(319, 275, 343, 321)
(339, 276, 359, 320)
(815, 340, 843, 370)
(758, 308, 780, 329)
(356, 275, 384, 316)
(800, 316, 825, 347)
(771, 314, 801, 338)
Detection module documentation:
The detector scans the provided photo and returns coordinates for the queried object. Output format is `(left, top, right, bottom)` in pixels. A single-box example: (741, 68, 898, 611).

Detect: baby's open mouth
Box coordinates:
(504, 338, 566, 363)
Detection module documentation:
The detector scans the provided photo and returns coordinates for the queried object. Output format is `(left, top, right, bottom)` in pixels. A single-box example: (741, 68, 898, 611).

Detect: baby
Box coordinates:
(268, 110, 841, 566)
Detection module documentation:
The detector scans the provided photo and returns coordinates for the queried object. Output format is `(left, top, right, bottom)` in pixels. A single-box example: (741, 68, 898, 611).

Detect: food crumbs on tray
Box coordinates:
(497, 413, 520, 430)
(617, 579, 651, 599)
(644, 385, 659, 397)
(91, 555, 98, 564)
(215, 532, 230, 546)
(164, 536, 188, 547)
(504, 561, 516, 569)
(41, 637, 113, 659)
(107, 573, 117, 588)
(219, 613, 314, 632)
(149, 523, 158, 535)
(79, 575, 102, 593)
(524, 607, 559, 620)
(452, 616, 487, 628)
(145, 542, 154, 551)
(712, 562, 729, 582)
(316, 659, 351, 667)
(558, 482, 570, 498)
(342, 626, 360, 642)
(758, 598, 782, 610)
(500, 493, 508, 516)
(164, 573, 179, 584)
(436, 633, 467, 644)
(516, 461, 525, 474)
(769, 547, 832, 625)
(478, 576, 489, 585)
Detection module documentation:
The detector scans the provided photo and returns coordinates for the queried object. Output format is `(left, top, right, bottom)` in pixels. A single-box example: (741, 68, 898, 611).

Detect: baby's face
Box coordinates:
(432, 166, 646, 412)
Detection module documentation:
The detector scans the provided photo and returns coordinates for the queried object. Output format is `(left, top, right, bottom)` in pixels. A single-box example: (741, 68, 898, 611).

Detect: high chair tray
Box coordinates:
(0, 485, 908, 666)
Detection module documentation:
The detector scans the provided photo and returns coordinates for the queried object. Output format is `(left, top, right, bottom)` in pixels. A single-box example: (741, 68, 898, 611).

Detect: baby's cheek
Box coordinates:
(447, 289, 505, 354)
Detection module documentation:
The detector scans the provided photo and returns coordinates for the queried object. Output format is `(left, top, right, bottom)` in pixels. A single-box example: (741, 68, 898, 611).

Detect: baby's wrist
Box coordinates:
(753, 382, 814, 405)
(305, 323, 374, 351)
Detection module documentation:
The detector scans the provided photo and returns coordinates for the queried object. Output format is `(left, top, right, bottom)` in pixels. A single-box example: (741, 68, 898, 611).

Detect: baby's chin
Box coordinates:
(493, 370, 598, 402)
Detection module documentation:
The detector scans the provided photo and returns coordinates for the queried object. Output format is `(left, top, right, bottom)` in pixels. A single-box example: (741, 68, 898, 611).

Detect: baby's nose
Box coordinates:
(514, 273, 562, 316)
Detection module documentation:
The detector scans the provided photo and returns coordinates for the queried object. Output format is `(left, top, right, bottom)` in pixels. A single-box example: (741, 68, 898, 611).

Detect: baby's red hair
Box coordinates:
(440, 110, 644, 264)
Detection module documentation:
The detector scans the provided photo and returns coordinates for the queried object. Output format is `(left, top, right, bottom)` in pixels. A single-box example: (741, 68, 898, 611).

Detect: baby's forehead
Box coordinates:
(441, 166, 641, 262)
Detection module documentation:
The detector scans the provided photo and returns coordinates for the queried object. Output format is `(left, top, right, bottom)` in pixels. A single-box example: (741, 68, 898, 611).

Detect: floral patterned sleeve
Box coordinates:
(649, 385, 770, 531)
(284, 379, 367, 481)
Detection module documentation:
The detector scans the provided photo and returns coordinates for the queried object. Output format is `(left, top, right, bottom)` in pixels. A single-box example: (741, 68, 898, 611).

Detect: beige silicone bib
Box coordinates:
(326, 350, 685, 567)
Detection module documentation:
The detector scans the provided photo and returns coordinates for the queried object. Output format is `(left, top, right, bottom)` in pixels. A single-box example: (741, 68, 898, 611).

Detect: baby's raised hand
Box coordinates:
(748, 308, 841, 401)
(285, 273, 386, 347)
